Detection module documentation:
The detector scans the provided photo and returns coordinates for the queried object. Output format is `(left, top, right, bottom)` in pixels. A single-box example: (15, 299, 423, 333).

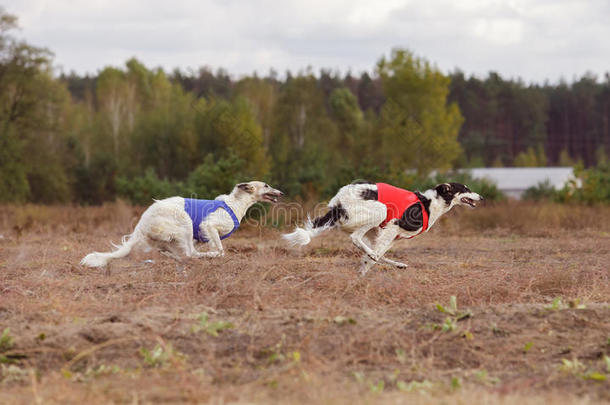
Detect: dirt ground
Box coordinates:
(0, 202, 609, 404)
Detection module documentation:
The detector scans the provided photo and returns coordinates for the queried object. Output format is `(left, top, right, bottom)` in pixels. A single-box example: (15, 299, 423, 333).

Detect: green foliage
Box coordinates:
(116, 152, 251, 204)
(523, 180, 558, 201)
(0, 9, 73, 203)
(139, 343, 185, 368)
(116, 168, 180, 205)
(451, 376, 462, 389)
(557, 164, 610, 204)
(191, 312, 234, 337)
(2, 6, 609, 206)
(514, 146, 547, 167)
(328, 87, 362, 133)
(369, 380, 385, 393)
(545, 297, 567, 311)
(397, 380, 433, 392)
(433, 296, 472, 333)
(523, 164, 610, 204)
(0, 126, 29, 202)
(183, 152, 250, 199)
(475, 369, 500, 385)
(268, 74, 340, 198)
(0, 329, 14, 353)
(377, 49, 463, 174)
(558, 149, 577, 166)
(195, 96, 269, 178)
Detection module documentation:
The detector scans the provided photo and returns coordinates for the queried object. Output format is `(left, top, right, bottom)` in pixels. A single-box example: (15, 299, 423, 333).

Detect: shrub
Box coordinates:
(116, 151, 253, 204)
(523, 180, 558, 201)
(182, 151, 251, 199)
(557, 164, 610, 204)
(116, 168, 180, 205)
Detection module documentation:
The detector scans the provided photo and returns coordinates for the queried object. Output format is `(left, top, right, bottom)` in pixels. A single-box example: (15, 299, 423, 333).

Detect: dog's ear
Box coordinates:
(437, 183, 451, 194)
(237, 183, 254, 193)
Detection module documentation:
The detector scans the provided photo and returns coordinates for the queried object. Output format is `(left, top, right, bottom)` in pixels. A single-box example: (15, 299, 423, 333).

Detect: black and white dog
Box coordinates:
(283, 182, 482, 275)
(81, 181, 283, 267)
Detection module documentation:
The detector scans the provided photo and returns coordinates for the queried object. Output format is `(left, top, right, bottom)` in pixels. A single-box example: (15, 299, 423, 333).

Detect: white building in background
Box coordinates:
(464, 167, 578, 199)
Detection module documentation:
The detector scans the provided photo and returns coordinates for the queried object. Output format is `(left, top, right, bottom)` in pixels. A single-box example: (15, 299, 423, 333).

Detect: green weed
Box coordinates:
(0, 329, 14, 353)
(396, 380, 433, 392)
(192, 312, 234, 337)
(475, 369, 500, 385)
(432, 296, 471, 333)
(140, 343, 186, 368)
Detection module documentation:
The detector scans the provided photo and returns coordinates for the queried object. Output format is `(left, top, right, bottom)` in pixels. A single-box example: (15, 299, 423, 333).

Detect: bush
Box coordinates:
(116, 151, 254, 204)
(557, 164, 610, 204)
(182, 152, 251, 199)
(116, 168, 181, 205)
(522, 180, 558, 201)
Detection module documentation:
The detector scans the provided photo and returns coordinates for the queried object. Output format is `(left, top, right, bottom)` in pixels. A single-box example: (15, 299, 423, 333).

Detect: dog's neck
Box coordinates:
(421, 189, 454, 229)
(219, 190, 257, 222)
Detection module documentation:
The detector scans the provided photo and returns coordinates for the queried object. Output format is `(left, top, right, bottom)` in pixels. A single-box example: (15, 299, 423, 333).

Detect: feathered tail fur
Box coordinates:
(80, 231, 141, 268)
(282, 204, 346, 246)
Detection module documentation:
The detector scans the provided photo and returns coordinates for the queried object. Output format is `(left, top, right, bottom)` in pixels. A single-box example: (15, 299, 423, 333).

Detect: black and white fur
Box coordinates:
(81, 181, 283, 268)
(283, 182, 482, 276)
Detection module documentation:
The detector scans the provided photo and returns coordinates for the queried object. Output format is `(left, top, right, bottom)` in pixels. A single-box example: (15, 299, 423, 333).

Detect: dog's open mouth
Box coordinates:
(460, 197, 477, 207)
(262, 193, 281, 203)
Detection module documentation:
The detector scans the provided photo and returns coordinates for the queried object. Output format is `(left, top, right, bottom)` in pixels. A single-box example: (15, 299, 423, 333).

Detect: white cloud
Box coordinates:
(2, 0, 609, 83)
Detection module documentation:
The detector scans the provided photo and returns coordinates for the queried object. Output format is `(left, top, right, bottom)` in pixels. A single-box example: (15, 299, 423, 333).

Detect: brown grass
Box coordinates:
(0, 202, 609, 404)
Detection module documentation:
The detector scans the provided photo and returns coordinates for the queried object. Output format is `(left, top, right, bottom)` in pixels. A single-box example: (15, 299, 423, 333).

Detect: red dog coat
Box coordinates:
(376, 183, 429, 236)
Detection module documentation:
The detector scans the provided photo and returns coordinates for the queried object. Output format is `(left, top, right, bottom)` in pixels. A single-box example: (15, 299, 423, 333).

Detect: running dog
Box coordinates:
(283, 182, 482, 275)
(81, 181, 283, 267)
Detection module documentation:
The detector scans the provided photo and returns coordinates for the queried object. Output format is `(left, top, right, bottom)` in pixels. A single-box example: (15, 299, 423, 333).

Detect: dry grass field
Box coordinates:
(1, 202, 609, 404)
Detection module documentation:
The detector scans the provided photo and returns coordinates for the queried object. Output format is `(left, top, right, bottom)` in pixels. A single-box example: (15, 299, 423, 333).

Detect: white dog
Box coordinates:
(81, 181, 283, 267)
(283, 182, 482, 275)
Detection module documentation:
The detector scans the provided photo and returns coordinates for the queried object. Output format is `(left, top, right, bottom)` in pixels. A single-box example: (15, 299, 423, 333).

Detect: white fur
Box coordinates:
(283, 183, 482, 276)
(81, 181, 282, 268)
(282, 218, 330, 246)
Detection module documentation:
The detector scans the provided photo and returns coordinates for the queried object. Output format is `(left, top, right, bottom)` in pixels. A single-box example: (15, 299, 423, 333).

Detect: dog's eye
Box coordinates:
(265, 184, 269, 188)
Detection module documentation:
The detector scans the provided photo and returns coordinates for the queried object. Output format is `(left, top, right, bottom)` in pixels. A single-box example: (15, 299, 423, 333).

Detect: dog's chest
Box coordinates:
(183, 198, 239, 242)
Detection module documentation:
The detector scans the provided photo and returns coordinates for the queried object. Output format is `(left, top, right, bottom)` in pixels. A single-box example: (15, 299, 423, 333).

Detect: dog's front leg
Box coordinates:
(200, 225, 225, 258)
(358, 256, 376, 276)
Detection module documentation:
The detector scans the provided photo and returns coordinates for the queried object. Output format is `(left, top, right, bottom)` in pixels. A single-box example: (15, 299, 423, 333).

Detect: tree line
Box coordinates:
(1, 9, 608, 204)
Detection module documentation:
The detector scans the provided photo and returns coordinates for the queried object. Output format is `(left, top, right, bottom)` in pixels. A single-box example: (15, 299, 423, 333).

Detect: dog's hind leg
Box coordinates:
(344, 201, 387, 261)
(176, 223, 207, 258)
(351, 226, 380, 260)
(358, 221, 401, 276)
(380, 257, 408, 269)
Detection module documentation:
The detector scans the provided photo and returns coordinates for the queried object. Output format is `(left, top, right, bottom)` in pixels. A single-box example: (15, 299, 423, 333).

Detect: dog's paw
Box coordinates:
(395, 262, 408, 269)
(366, 252, 379, 262)
(203, 251, 224, 258)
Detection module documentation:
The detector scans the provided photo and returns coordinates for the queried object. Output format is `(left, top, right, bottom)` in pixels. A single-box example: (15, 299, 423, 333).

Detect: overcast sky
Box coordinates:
(4, 0, 609, 83)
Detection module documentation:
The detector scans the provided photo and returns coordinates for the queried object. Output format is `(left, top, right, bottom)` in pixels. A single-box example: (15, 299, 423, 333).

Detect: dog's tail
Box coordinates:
(80, 231, 141, 268)
(282, 204, 346, 246)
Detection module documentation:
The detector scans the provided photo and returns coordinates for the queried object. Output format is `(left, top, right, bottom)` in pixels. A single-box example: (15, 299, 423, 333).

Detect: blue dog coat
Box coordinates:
(184, 198, 240, 242)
